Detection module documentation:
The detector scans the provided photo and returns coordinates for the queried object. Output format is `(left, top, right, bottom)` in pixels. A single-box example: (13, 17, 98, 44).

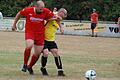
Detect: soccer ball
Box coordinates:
(85, 70, 96, 80)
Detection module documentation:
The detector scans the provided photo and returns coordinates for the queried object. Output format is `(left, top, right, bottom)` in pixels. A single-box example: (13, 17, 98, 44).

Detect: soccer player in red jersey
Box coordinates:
(12, 0, 54, 75)
(90, 9, 98, 37)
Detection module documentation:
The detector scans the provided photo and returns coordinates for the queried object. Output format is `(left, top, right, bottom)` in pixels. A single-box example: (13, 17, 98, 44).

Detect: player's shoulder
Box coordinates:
(93, 12, 98, 16)
(91, 12, 94, 15)
(43, 8, 51, 12)
(43, 8, 53, 15)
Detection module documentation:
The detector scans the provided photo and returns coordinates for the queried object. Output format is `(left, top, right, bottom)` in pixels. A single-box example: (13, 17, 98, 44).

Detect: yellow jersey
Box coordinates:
(45, 20, 59, 41)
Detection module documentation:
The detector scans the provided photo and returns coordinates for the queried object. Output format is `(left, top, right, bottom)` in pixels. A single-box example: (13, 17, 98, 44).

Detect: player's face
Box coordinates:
(36, 4, 44, 14)
(53, 8, 57, 11)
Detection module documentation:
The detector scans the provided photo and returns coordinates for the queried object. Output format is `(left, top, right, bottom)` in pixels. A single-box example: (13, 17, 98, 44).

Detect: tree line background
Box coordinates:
(0, 0, 120, 22)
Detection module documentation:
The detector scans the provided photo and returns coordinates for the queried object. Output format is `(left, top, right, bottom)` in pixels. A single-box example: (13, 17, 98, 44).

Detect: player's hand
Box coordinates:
(12, 25, 16, 31)
(96, 23, 98, 27)
(60, 27, 64, 35)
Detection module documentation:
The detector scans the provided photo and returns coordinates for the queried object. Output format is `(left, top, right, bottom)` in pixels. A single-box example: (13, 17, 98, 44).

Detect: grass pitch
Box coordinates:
(0, 31, 120, 80)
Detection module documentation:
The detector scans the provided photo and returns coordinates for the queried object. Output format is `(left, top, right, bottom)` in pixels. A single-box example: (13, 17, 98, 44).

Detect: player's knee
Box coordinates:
(26, 43, 33, 49)
(34, 52, 41, 57)
(43, 51, 49, 57)
(43, 53, 48, 57)
(42, 49, 49, 57)
(26, 40, 34, 49)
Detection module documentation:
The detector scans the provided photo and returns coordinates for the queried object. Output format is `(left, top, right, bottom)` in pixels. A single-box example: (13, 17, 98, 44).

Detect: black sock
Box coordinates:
(54, 56, 62, 69)
(41, 56, 47, 68)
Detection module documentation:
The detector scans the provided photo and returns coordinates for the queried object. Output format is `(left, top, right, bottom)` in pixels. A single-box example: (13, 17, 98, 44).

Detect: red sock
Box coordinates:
(28, 54, 39, 68)
(24, 48, 31, 65)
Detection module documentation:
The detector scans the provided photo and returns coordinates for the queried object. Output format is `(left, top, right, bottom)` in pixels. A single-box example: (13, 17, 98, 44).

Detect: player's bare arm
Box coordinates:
(46, 15, 60, 21)
(57, 20, 64, 34)
(12, 12, 22, 31)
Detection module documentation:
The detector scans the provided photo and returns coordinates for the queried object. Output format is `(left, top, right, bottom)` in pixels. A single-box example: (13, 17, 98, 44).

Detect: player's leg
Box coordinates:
(91, 23, 96, 37)
(92, 29, 94, 37)
(27, 33, 44, 75)
(50, 42, 65, 76)
(22, 32, 34, 72)
(27, 45, 43, 75)
(40, 48, 49, 76)
(91, 23, 94, 37)
(22, 39, 34, 72)
(51, 49, 65, 76)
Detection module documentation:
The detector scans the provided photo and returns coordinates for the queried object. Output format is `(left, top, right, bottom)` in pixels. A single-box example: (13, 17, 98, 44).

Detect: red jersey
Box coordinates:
(20, 7, 54, 33)
(91, 12, 98, 23)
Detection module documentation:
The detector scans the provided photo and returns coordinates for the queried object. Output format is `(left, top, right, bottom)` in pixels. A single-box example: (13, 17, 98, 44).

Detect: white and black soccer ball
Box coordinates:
(85, 70, 96, 80)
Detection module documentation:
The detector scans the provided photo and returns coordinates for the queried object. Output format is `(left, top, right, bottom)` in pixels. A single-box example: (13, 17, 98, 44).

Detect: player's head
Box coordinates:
(57, 8, 67, 19)
(53, 7, 57, 11)
(35, 0, 45, 14)
(93, 8, 96, 12)
(53, 7, 58, 14)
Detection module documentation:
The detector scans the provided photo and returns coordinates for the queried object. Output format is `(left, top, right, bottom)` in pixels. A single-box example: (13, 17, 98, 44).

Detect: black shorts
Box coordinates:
(43, 40, 58, 51)
(91, 23, 97, 30)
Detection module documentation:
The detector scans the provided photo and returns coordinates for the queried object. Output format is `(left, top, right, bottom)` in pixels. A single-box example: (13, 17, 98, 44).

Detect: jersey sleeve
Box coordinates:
(45, 8, 54, 20)
(96, 13, 98, 17)
(20, 8, 28, 17)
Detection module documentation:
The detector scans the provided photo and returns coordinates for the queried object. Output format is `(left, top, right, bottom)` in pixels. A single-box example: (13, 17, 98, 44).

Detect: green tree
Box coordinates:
(0, 0, 119, 21)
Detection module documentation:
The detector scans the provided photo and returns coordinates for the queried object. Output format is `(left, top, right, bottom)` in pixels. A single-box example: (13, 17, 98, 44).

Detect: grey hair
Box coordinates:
(36, 0, 44, 7)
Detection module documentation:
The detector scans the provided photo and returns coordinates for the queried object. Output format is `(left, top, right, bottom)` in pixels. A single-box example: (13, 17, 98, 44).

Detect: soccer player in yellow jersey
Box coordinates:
(40, 8, 67, 76)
